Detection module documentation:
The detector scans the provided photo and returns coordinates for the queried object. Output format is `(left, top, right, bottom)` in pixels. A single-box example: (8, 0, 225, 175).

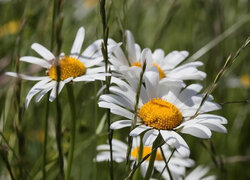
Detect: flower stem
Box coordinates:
(126, 61, 147, 165)
(144, 137, 159, 180)
(99, 0, 114, 179)
(65, 83, 76, 180)
(134, 137, 143, 180)
(42, 95, 50, 180)
(158, 147, 175, 180)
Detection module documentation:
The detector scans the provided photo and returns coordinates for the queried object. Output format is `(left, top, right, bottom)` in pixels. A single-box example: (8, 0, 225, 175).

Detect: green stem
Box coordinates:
(126, 61, 146, 165)
(65, 83, 76, 180)
(144, 140, 158, 180)
(42, 95, 49, 180)
(158, 147, 175, 180)
(99, 0, 113, 179)
(134, 137, 143, 180)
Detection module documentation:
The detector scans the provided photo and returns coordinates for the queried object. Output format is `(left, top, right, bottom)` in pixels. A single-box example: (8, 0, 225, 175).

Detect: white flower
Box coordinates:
(6, 27, 117, 108)
(185, 165, 216, 180)
(96, 137, 194, 178)
(98, 56, 227, 157)
(109, 30, 206, 81)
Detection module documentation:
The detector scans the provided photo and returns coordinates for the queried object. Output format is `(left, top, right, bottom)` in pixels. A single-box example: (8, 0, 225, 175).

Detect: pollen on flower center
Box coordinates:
(131, 146, 163, 161)
(131, 61, 166, 79)
(48, 56, 86, 81)
(138, 99, 182, 130)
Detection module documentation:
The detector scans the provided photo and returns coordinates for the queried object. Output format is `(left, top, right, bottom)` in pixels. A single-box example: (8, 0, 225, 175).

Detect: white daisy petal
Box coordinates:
(130, 125, 151, 137)
(110, 120, 132, 130)
(143, 129, 159, 146)
(48, 81, 64, 102)
(5, 72, 49, 81)
(152, 49, 165, 63)
(70, 27, 85, 58)
(98, 102, 134, 119)
(161, 130, 190, 157)
(112, 139, 128, 152)
(140, 162, 149, 177)
(20, 56, 51, 68)
(31, 43, 55, 61)
(144, 67, 159, 99)
(163, 50, 189, 69)
(181, 124, 212, 138)
(160, 130, 177, 146)
(35, 82, 57, 103)
(80, 57, 103, 67)
(25, 78, 52, 108)
(126, 30, 137, 63)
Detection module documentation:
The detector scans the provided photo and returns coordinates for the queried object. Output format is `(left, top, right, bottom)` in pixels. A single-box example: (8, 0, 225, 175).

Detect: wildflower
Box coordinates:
(6, 27, 116, 108)
(96, 137, 194, 178)
(185, 165, 216, 180)
(99, 58, 227, 157)
(0, 20, 20, 38)
(109, 30, 206, 81)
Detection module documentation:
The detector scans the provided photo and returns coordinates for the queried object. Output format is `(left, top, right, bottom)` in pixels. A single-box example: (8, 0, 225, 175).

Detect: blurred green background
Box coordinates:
(0, 0, 250, 179)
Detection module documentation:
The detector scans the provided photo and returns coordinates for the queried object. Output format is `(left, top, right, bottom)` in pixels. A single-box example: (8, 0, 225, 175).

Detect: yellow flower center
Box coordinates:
(131, 61, 166, 79)
(240, 74, 250, 88)
(48, 56, 86, 81)
(131, 146, 163, 161)
(138, 99, 182, 130)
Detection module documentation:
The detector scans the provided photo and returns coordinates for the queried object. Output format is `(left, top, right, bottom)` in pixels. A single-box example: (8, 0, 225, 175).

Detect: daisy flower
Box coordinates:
(109, 30, 206, 81)
(185, 165, 216, 180)
(98, 57, 227, 157)
(96, 137, 194, 178)
(6, 27, 117, 108)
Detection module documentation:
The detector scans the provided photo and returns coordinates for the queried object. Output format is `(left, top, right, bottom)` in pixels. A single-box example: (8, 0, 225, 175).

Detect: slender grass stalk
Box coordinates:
(125, 140, 165, 180)
(219, 99, 250, 105)
(0, 145, 15, 180)
(133, 137, 143, 180)
(186, 16, 250, 62)
(99, 0, 114, 179)
(13, 18, 27, 180)
(152, 0, 179, 50)
(126, 62, 147, 165)
(144, 136, 161, 180)
(51, 0, 65, 178)
(192, 36, 250, 119)
(65, 83, 76, 180)
(158, 147, 175, 180)
(0, 132, 19, 162)
(42, 95, 50, 180)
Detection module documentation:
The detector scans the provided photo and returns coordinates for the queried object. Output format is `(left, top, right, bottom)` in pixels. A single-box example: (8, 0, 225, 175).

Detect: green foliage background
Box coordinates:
(0, 0, 250, 179)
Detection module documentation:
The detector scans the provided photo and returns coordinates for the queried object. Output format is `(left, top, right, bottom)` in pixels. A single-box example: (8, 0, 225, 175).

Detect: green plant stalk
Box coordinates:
(186, 16, 250, 62)
(65, 83, 76, 180)
(0, 146, 16, 180)
(99, 0, 114, 179)
(144, 139, 158, 180)
(126, 62, 146, 165)
(52, 0, 64, 178)
(125, 140, 165, 180)
(42, 95, 50, 180)
(13, 18, 27, 180)
(158, 147, 175, 180)
(133, 137, 143, 180)
(192, 36, 250, 119)
(55, 66, 64, 179)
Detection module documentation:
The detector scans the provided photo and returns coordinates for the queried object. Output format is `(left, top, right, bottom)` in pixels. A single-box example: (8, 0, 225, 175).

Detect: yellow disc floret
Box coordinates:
(153, 63, 166, 79)
(131, 146, 163, 161)
(138, 99, 182, 130)
(131, 61, 166, 79)
(131, 61, 142, 68)
(48, 56, 86, 81)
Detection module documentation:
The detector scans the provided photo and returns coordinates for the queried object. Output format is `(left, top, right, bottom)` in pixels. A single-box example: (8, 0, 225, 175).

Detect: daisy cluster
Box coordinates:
(6, 27, 227, 179)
